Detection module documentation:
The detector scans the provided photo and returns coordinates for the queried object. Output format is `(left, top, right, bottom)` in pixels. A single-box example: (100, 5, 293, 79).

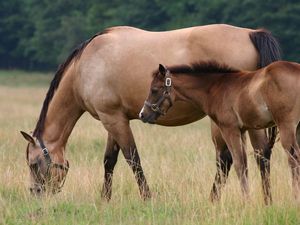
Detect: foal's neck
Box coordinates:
(41, 70, 84, 155)
(173, 73, 221, 110)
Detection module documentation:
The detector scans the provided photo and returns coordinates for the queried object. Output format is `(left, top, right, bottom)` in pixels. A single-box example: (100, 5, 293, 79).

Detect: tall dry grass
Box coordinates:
(0, 71, 299, 224)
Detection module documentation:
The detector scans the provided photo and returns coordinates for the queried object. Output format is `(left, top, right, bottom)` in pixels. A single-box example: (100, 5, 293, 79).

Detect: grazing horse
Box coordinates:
(20, 25, 280, 203)
(140, 61, 300, 201)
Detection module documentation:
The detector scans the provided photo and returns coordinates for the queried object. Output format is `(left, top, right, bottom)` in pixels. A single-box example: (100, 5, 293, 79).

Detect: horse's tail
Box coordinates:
(249, 29, 281, 149)
(249, 29, 281, 67)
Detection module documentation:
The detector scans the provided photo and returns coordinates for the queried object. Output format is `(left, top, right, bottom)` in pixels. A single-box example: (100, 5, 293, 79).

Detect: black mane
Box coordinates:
(33, 31, 108, 138)
(168, 61, 239, 75)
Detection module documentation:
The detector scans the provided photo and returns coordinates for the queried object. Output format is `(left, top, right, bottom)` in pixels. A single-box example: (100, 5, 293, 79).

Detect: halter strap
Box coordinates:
(39, 139, 52, 166)
(36, 138, 69, 191)
(144, 74, 173, 115)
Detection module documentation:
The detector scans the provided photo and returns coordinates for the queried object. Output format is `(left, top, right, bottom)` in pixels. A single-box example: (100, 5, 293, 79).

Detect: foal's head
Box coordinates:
(139, 64, 175, 123)
(20, 131, 69, 196)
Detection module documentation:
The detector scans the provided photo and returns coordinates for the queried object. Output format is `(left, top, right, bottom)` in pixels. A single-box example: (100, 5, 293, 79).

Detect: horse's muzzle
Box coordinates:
(139, 110, 157, 124)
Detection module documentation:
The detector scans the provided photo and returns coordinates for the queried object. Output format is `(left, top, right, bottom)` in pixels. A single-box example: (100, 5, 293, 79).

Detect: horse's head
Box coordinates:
(139, 64, 175, 123)
(20, 131, 69, 196)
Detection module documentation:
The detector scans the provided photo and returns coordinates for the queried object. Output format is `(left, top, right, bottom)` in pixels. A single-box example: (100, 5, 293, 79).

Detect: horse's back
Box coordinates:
(81, 24, 257, 69)
(75, 24, 260, 123)
(261, 61, 300, 89)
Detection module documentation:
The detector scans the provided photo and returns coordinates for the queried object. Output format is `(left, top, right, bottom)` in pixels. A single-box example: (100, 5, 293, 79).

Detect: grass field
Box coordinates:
(0, 70, 299, 225)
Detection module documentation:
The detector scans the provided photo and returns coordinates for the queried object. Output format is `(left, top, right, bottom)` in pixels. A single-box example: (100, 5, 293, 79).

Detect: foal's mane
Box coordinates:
(169, 61, 239, 75)
(154, 61, 239, 77)
(33, 30, 109, 138)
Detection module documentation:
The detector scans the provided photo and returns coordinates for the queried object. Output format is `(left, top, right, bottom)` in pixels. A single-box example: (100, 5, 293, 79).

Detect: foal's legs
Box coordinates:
(100, 113, 151, 200)
(219, 127, 249, 198)
(248, 129, 272, 205)
(279, 123, 300, 201)
(101, 133, 120, 200)
(210, 122, 233, 202)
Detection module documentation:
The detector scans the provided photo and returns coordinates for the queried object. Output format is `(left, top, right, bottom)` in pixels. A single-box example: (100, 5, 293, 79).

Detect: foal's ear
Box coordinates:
(159, 64, 168, 76)
(20, 131, 36, 145)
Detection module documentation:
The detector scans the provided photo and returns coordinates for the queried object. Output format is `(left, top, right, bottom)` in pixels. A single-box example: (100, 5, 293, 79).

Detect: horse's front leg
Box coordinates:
(248, 129, 272, 205)
(219, 126, 249, 199)
(101, 133, 120, 201)
(100, 112, 151, 200)
(210, 121, 233, 202)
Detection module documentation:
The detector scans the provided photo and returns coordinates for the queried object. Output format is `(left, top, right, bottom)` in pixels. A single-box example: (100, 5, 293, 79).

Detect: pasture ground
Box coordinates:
(0, 70, 299, 224)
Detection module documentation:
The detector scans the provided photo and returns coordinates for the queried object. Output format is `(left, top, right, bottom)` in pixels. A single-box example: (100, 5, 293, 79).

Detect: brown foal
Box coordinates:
(140, 61, 300, 202)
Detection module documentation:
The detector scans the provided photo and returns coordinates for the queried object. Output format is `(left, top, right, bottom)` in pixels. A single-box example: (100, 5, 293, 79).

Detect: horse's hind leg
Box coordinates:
(279, 123, 300, 201)
(210, 121, 233, 202)
(219, 127, 249, 199)
(248, 129, 272, 205)
(101, 133, 120, 201)
(100, 112, 151, 200)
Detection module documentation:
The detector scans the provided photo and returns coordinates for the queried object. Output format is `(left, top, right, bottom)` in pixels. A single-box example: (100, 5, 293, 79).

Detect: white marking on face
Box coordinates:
(139, 106, 145, 119)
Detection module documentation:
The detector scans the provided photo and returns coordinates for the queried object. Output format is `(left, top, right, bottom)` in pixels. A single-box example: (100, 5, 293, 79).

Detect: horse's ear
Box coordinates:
(159, 64, 167, 76)
(20, 131, 35, 145)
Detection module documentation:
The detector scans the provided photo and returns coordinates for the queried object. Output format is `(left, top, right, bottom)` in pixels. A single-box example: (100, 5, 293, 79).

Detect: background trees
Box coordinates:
(1, 0, 299, 70)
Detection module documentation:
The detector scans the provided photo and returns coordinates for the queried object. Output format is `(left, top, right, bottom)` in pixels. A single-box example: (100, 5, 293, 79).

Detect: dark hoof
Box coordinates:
(141, 190, 152, 200)
(101, 188, 112, 202)
(209, 191, 221, 203)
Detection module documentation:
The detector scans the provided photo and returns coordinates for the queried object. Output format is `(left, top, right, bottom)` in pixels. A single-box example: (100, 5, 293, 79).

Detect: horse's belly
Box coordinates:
(240, 102, 274, 129)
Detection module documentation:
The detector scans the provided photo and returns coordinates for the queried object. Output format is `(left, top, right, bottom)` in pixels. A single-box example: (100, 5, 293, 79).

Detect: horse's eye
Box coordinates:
(29, 163, 40, 173)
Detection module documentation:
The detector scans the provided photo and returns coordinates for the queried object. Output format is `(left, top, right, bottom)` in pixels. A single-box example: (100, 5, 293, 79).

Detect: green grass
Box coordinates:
(0, 70, 299, 224)
(0, 70, 52, 87)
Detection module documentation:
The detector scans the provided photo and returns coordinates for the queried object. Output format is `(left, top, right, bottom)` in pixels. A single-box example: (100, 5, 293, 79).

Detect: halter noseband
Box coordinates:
(37, 138, 69, 192)
(144, 73, 173, 116)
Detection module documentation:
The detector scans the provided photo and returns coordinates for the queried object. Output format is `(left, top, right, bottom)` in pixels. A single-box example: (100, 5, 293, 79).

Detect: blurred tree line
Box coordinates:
(1, 0, 300, 70)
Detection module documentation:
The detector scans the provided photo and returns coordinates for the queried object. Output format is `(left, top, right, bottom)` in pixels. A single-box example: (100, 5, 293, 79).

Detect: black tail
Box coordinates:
(249, 29, 281, 148)
(249, 29, 281, 67)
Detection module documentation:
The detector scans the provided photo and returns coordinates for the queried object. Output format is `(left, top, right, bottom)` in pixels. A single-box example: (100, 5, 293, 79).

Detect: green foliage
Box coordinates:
(1, 0, 300, 70)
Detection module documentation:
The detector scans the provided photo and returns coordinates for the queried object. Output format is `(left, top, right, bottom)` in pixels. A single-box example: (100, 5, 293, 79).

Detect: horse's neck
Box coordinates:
(174, 74, 218, 111)
(42, 72, 84, 152)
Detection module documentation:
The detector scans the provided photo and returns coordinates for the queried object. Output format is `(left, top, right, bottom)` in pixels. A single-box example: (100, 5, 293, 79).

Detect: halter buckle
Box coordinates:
(42, 147, 49, 155)
(151, 104, 159, 112)
(165, 77, 172, 87)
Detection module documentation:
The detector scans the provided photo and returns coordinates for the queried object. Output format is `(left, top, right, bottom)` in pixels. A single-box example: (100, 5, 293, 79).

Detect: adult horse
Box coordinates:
(20, 24, 280, 204)
(140, 61, 300, 201)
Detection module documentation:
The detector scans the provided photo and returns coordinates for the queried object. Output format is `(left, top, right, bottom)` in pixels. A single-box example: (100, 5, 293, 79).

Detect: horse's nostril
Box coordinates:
(29, 187, 33, 193)
(139, 111, 144, 119)
(36, 187, 42, 193)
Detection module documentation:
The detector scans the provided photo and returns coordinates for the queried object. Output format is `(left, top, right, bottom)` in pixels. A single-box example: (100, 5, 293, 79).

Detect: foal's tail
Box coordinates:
(249, 29, 281, 148)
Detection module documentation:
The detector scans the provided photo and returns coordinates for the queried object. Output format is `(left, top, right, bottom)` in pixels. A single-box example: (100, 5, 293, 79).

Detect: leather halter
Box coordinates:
(144, 73, 173, 115)
(37, 138, 69, 192)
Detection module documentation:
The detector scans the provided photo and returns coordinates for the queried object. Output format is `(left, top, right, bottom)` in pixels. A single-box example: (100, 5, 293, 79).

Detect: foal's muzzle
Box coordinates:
(139, 108, 159, 124)
(139, 93, 173, 123)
